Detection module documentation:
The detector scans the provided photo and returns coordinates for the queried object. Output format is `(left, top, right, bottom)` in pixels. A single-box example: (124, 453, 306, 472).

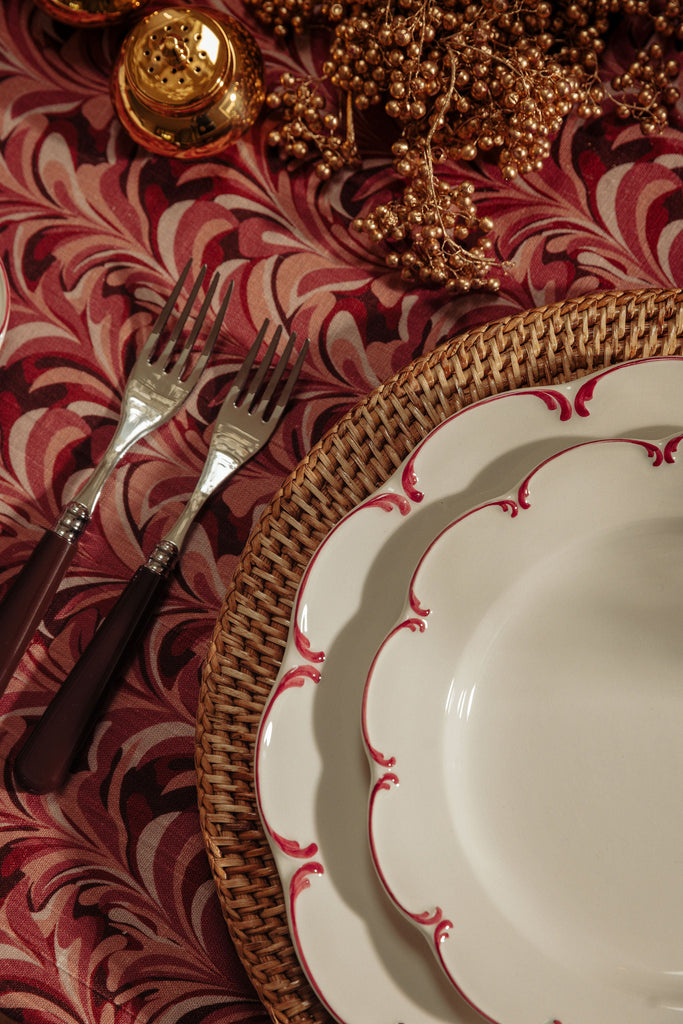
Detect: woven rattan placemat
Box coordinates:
(195, 287, 683, 1024)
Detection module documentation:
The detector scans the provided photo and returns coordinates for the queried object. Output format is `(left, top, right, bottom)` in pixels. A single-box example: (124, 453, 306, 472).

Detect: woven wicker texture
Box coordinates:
(195, 287, 683, 1024)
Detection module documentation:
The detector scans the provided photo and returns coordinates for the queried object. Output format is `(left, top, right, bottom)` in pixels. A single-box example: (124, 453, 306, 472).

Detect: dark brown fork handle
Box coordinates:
(0, 530, 79, 696)
(13, 563, 169, 794)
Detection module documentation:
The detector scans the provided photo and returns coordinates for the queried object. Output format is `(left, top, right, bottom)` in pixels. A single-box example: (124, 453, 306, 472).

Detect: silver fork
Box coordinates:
(14, 322, 308, 794)
(0, 261, 231, 697)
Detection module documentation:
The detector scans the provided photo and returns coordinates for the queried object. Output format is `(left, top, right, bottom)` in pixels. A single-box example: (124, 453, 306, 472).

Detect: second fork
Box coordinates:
(14, 321, 308, 794)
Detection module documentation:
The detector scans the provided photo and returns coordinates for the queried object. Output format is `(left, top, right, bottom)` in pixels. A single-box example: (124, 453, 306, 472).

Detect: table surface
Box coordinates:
(0, 1, 680, 1021)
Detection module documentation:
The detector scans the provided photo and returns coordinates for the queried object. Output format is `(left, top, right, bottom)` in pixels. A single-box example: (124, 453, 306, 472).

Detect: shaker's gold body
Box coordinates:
(111, 7, 265, 158)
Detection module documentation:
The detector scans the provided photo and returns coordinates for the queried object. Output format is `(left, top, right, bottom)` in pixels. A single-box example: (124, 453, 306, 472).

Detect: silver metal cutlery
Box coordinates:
(14, 321, 308, 794)
(0, 262, 229, 696)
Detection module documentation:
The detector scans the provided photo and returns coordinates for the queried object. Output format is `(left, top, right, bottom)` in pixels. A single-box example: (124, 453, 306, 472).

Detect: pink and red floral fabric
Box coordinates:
(0, 0, 680, 1020)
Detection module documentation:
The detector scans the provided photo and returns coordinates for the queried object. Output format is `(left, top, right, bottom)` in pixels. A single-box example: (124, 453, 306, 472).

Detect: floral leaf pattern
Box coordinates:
(0, 0, 680, 1019)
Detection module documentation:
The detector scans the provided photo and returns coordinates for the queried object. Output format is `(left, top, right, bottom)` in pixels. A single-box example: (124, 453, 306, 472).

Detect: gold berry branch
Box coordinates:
(254, 0, 682, 292)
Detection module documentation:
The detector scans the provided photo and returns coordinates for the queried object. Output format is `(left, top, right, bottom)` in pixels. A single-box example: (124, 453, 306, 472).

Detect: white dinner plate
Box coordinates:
(255, 357, 683, 1024)
(363, 435, 683, 1024)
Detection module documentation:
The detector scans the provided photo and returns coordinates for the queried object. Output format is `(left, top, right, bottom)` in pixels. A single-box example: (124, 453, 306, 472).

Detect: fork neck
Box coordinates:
(72, 420, 136, 513)
(72, 453, 119, 513)
(153, 483, 215, 559)
(73, 393, 172, 513)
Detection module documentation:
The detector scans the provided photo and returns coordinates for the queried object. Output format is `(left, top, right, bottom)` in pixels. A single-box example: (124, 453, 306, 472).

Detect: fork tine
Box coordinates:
(246, 324, 283, 408)
(268, 337, 309, 421)
(181, 281, 234, 391)
(171, 271, 220, 380)
(136, 259, 192, 364)
(255, 330, 297, 415)
(228, 320, 269, 403)
(154, 265, 208, 370)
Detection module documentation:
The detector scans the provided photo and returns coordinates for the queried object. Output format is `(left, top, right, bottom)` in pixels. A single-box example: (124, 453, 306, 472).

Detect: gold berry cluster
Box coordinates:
(256, 0, 682, 291)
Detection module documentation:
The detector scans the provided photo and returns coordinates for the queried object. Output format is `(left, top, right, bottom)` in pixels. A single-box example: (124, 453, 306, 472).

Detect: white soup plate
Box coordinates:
(363, 434, 683, 1024)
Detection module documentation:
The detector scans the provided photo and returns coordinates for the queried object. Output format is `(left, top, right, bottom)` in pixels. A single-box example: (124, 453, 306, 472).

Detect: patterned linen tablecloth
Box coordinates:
(0, 0, 680, 1021)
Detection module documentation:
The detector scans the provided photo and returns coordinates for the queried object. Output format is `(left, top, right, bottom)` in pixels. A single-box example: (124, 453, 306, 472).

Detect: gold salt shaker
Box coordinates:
(33, 0, 149, 27)
(111, 6, 265, 158)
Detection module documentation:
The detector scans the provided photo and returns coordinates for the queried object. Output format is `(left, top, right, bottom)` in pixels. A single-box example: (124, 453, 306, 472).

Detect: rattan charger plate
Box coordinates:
(196, 286, 683, 1024)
